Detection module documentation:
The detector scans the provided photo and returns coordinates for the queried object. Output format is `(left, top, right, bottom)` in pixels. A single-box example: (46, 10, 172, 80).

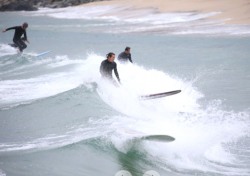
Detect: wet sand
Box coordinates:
(82, 0, 250, 24)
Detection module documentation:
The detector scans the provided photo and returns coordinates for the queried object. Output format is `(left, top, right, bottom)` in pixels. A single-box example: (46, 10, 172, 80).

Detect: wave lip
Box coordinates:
(0, 53, 88, 109)
(0, 127, 101, 152)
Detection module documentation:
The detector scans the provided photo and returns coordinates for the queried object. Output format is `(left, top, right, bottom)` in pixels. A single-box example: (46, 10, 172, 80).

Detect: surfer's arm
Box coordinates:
(129, 54, 133, 63)
(99, 61, 105, 76)
(118, 53, 122, 60)
(3, 26, 18, 32)
(23, 31, 29, 43)
(114, 65, 120, 83)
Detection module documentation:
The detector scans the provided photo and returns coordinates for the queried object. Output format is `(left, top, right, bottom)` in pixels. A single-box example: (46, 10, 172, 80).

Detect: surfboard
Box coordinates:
(135, 134, 175, 142)
(36, 50, 51, 57)
(8, 43, 51, 57)
(140, 90, 181, 100)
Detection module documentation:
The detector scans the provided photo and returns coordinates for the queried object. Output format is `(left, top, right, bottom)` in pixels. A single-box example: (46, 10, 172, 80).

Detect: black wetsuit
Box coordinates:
(118, 51, 132, 63)
(100, 59, 120, 82)
(6, 26, 27, 52)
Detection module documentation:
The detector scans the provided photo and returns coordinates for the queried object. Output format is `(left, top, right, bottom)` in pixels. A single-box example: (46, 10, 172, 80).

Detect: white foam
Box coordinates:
(82, 55, 249, 174)
(124, 12, 219, 24)
(0, 44, 18, 57)
(99, 107, 249, 175)
(0, 170, 6, 176)
(31, 6, 123, 21)
(0, 55, 90, 107)
(0, 54, 105, 108)
(0, 125, 104, 152)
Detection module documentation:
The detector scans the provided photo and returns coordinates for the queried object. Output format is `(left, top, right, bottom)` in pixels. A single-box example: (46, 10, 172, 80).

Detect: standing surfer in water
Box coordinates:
(118, 46, 133, 63)
(100, 52, 121, 85)
(2, 22, 29, 53)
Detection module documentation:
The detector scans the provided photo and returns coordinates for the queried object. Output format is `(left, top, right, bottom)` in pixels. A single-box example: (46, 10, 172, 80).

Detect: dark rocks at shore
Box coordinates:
(0, 0, 105, 11)
(0, 0, 37, 11)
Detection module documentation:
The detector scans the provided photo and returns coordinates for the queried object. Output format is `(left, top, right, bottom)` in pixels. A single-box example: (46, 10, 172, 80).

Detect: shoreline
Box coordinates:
(81, 0, 250, 25)
(0, 0, 104, 11)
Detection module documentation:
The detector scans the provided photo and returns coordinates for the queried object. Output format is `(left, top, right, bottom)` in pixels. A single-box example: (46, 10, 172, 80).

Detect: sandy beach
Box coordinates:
(82, 0, 250, 24)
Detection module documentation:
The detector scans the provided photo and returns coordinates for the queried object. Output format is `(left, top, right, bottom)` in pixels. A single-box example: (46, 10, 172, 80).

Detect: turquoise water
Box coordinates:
(0, 8, 250, 176)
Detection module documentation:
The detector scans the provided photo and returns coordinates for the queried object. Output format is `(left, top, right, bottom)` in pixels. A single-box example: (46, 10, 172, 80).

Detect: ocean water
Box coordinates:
(0, 5, 250, 176)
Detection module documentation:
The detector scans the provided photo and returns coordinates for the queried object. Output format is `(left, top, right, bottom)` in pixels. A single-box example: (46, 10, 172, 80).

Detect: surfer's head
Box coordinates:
(125, 46, 130, 54)
(22, 22, 28, 29)
(106, 52, 115, 62)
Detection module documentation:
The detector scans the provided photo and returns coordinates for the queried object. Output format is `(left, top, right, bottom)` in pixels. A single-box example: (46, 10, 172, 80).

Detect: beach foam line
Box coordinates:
(33, 5, 219, 23)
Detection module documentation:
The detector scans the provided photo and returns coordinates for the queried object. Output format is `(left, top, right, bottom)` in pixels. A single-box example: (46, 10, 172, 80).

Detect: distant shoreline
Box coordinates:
(80, 0, 250, 25)
(2, 0, 249, 25)
(0, 0, 105, 11)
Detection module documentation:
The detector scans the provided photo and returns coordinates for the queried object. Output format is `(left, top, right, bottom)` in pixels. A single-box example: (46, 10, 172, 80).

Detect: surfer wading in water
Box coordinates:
(2, 22, 29, 53)
(100, 52, 121, 85)
(118, 46, 133, 63)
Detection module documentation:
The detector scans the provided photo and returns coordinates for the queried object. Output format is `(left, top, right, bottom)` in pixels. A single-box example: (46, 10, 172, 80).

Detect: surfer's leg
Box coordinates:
(13, 39, 27, 52)
(18, 39, 27, 52)
(13, 39, 22, 52)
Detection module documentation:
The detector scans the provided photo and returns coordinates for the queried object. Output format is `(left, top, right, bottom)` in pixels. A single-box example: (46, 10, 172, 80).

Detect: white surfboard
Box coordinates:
(36, 50, 51, 57)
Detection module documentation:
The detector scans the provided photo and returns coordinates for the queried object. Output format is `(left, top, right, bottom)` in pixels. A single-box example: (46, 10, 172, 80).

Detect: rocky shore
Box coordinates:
(0, 0, 105, 11)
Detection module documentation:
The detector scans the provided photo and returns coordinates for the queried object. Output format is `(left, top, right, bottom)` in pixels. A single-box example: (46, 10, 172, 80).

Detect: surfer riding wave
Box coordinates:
(2, 22, 30, 53)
